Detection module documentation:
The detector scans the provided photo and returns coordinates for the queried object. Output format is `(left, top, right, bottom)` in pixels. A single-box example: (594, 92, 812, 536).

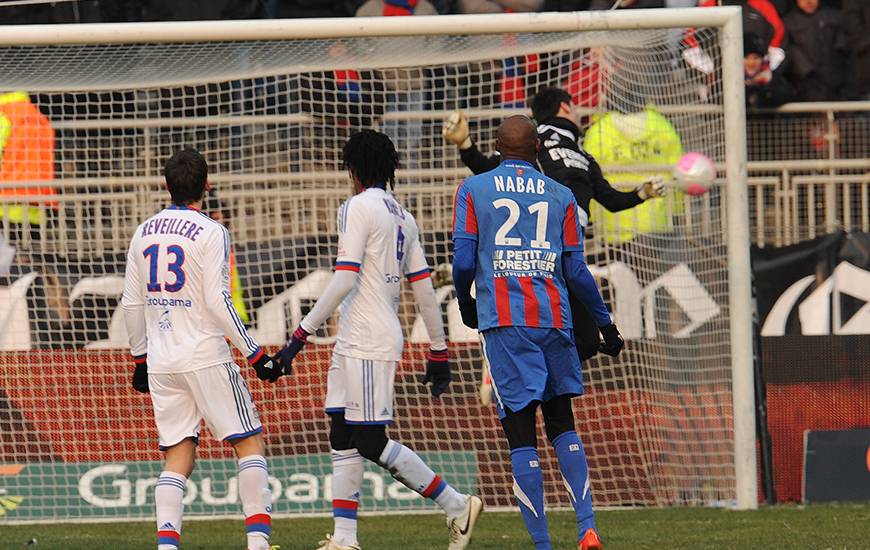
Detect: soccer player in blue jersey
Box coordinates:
(452, 116, 625, 550)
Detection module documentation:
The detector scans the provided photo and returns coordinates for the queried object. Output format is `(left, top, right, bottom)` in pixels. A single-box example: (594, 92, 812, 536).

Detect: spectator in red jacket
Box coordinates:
(785, 0, 849, 101)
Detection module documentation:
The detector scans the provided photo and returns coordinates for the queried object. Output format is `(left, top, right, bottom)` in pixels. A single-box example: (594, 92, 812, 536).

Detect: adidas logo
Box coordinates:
(381, 408, 390, 417)
(160, 522, 176, 530)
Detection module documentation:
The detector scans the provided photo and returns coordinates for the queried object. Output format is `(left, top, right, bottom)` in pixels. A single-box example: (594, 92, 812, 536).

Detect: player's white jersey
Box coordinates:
(322, 187, 429, 361)
(121, 205, 261, 373)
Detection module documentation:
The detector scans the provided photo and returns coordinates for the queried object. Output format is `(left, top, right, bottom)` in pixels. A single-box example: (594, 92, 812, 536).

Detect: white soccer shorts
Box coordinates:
(324, 353, 397, 425)
(149, 362, 262, 450)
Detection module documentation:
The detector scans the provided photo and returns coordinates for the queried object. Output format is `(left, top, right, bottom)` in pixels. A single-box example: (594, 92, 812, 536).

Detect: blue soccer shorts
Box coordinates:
(480, 326, 584, 419)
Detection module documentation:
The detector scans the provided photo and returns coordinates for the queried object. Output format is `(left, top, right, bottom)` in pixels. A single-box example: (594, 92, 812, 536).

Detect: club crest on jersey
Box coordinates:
(159, 310, 173, 332)
(516, 167, 524, 176)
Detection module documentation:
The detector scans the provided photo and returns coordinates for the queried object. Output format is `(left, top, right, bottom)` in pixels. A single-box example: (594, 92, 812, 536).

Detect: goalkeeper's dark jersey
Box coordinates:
(459, 117, 643, 230)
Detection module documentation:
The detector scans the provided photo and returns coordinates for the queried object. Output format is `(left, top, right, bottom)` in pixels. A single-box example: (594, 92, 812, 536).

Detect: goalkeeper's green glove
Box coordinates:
(442, 111, 472, 150)
(637, 175, 665, 200)
(422, 347, 451, 397)
(598, 324, 625, 357)
(249, 349, 281, 383)
(275, 326, 309, 376)
(131, 354, 149, 393)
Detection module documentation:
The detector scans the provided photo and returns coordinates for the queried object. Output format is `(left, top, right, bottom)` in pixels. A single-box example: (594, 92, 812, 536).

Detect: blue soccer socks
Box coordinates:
(510, 447, 551, 550)
(552, 431, 595, 537)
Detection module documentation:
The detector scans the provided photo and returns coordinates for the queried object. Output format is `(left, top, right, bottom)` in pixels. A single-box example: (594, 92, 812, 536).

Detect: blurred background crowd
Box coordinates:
(3, 0, 869, 104)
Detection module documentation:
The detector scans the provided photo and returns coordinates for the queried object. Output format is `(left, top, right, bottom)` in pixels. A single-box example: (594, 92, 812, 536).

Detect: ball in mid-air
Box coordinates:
(673, 151, 716, 196)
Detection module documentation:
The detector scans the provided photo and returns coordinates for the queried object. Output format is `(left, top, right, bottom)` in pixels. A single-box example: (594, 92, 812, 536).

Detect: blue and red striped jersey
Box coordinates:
(453, 160, 584, 330)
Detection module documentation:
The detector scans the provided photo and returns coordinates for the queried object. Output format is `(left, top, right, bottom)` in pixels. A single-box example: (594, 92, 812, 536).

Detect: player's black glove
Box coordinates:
(422, 347, 451, 397)
(131, 354, 149, 393)
(275, 326, 309, 376)
(249, 350, 281, 383)
(458, 298, 478, 330)
(598, 324, 625, 357)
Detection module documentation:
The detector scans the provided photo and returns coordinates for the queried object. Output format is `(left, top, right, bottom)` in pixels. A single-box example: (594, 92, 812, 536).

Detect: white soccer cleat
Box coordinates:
(314, 534, 361, 550)
(447, 495, 484, 550)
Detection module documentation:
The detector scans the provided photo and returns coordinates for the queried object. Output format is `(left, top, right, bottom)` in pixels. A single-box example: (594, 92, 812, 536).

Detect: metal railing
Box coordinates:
(1, 101, 868, 254)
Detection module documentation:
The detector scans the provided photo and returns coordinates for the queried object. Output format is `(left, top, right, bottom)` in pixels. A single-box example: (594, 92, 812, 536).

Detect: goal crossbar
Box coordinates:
(0, 8, 743, 45)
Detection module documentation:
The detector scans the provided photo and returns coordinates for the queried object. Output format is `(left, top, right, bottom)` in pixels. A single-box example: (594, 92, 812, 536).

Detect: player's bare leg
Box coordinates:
(230, 433, 273, 550)
(156, 438, 196, 550)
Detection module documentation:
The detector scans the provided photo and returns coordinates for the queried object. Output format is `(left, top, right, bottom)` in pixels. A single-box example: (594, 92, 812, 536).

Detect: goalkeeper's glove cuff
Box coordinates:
(459, 137, 473, 150)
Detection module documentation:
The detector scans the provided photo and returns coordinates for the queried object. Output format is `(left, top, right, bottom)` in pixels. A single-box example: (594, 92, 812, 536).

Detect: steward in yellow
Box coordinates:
(583, 105, 684, 244)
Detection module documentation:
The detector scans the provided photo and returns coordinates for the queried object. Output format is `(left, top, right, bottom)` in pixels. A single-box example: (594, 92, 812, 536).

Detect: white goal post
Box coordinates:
(0, 7, 756, 523)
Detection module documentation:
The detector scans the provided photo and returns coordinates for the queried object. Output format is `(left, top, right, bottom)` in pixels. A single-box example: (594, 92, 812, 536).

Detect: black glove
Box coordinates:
(598, 324, 625, 357)
(131, 355, 149, 393)
(250, 350, 281, 383)
(422, 347, 452, 397)
(458, 298, 478, 329)
(570, 294, 600, 362)
(275, 326, 309, 376)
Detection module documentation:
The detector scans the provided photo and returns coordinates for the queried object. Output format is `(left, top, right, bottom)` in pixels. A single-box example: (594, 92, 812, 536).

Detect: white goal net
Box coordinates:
(0, 10, 753, 522)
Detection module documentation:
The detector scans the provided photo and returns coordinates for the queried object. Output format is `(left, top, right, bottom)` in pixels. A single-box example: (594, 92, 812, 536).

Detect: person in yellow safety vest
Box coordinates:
(583, 105, 684, 244)
(0, 91, 56, 232)
(229, 247, 249, 325)
(205, 193, 250, 325)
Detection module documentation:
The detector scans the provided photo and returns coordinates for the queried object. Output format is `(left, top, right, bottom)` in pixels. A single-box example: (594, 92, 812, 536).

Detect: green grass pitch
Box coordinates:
(2, 504, 869, 549)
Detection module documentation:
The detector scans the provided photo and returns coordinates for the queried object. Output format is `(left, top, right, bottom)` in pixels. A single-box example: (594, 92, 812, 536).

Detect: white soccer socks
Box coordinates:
(238, 455, 273, 550)
(378, 440, 467, 519)
(155, 471, 186, 550)
(330, 448, 364, 546)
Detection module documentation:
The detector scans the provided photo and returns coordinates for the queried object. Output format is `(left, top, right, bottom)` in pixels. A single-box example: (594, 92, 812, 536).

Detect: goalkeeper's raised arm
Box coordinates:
(442, 87, 664, 229)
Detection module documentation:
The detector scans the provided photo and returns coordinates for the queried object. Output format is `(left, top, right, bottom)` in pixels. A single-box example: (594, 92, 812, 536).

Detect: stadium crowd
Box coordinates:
(3, 0, 868, 103)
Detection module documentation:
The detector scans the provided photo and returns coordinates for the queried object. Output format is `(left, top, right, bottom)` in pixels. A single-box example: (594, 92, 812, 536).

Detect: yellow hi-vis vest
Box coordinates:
(583, 106, 683, 244)
(229, 249, 249, 325)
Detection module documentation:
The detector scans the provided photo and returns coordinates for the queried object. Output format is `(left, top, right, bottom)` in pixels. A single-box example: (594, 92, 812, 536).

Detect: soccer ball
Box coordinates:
(672, 151, 716, 196)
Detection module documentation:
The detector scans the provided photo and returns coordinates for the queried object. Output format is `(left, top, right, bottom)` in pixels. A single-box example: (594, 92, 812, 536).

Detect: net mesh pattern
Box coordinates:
(0, 26, 735, 521)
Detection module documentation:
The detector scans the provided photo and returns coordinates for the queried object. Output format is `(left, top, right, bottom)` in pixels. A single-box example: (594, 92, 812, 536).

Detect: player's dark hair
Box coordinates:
(530, 87, 573, 124)
(342, 130, 399, 190)
(164, 147, 208, 205)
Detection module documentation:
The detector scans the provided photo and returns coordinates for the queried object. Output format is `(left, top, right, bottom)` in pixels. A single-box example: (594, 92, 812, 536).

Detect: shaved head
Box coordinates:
(496, 115, 539, 163)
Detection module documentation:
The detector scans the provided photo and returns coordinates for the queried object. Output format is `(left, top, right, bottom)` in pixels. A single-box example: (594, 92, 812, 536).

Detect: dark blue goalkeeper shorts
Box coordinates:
(480, 326, 584, 419)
